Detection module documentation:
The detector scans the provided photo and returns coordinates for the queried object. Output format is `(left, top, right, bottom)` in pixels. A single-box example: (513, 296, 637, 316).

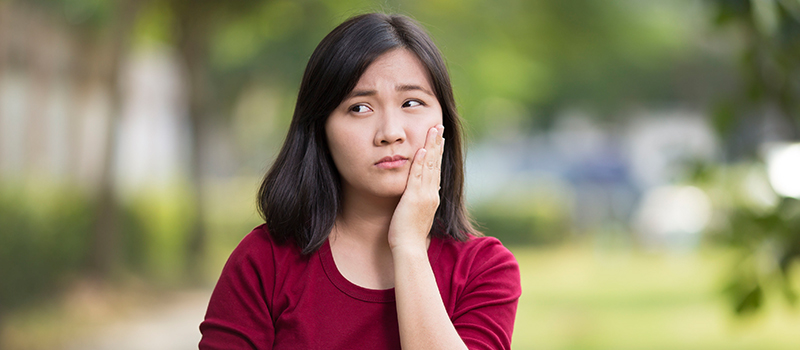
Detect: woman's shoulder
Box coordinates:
(233, 224, 274, 253)
(432, 233, 521, 307)
(228, 224, 305, 264)
(433, 234, 519, 277)
(438, 234, 514, 259)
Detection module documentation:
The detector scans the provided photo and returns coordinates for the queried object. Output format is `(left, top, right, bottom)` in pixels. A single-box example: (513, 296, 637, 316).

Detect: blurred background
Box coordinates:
(1, 0, 799, 349)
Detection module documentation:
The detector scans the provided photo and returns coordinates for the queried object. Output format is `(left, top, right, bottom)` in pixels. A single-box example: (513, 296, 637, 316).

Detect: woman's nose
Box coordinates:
(374, 109, 406, 146)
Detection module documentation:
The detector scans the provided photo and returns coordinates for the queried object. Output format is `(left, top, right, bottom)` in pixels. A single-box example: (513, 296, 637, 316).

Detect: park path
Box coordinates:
(63, 288, 212, 350)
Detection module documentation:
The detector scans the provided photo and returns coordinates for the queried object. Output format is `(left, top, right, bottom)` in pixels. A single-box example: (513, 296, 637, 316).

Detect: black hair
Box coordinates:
(257, 13, 478, 254)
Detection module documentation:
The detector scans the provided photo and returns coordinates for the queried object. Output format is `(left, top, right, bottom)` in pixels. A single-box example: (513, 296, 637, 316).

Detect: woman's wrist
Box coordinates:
(389, 238, 429, 259)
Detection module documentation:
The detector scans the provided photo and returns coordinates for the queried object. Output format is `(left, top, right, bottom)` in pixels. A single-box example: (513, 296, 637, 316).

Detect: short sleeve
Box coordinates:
(451, 239, 521, 350)
(199, 229, 276, 350)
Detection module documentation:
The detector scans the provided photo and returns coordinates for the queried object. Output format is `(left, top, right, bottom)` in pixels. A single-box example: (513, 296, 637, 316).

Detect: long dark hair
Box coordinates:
(257, 13, 477, 254)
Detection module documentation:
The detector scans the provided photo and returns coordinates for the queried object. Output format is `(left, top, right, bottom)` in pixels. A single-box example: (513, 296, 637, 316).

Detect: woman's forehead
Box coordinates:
(351, 49, 434, 92)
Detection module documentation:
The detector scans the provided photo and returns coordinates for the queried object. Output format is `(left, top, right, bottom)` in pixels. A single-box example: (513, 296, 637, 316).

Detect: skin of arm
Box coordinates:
(388, 124, 469, 350)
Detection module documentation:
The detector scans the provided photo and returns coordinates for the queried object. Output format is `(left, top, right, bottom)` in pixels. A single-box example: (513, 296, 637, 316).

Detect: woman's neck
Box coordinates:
(333, 189, 399, 248)
(328, 189, 400, 289)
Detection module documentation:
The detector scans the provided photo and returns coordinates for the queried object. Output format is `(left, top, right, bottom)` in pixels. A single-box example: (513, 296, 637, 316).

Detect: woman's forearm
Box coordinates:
(389, 124, 464, 349)
(393, 245, 468, 350)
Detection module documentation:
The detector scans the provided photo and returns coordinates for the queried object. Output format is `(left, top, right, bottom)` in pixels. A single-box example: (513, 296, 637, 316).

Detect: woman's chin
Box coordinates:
(366, 183, 407, 199)
(373, 188, 405, 199)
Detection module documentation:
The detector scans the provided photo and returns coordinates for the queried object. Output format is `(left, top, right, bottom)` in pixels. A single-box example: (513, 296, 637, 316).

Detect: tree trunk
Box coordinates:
(88, 0, 141, 278)
(174, 1, 215, 284)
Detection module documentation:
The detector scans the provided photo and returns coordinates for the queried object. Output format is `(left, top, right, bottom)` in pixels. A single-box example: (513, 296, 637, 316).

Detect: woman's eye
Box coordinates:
(402, 100, 424, 108)
(350, 105, 371, 113)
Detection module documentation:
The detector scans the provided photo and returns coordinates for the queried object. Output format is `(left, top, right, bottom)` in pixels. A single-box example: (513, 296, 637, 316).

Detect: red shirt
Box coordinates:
(199, 224, 520, 349)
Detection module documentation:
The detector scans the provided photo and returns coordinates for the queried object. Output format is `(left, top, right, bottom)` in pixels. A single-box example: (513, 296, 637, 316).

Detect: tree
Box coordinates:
(708, 0, 800, 314)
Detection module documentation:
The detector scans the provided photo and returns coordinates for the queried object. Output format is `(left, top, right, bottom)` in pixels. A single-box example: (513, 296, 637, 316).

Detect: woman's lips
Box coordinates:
(375, 155, 408, 169)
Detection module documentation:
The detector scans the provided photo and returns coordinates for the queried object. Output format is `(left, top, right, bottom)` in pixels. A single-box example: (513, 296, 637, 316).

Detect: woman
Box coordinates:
(200, 13, 521, 350)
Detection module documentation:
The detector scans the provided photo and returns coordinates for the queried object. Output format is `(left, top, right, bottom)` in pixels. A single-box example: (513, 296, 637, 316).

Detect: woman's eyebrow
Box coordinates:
(396, 84, 434, 96)
(345, 84, 434, 100)
(349, 89, 377, 98)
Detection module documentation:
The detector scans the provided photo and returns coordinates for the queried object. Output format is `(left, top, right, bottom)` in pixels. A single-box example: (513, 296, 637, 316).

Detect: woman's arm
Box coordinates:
(200, 230, 276, 350)
(393, 245, 468, 350)
(394, 241, 521, 350)
(389, 125, 468, 350)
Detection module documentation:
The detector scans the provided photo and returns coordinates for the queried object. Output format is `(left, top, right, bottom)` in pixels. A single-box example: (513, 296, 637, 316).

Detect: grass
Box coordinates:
(509, 245, 800, 350)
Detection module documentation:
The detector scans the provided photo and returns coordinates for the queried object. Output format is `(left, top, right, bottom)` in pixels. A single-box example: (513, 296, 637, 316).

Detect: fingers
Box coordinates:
(435, 125, 444, 185)
(410, 147, 426, 181)
(432, 125, 444, 189)
(423, 125, 443, 189)
(407, 125, 444, 192)
(424, 126, 437, 170)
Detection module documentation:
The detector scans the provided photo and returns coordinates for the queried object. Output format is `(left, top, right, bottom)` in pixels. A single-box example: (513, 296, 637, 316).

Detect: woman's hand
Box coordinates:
(387, 124, 445, 253)
(389, 124, 468, 350)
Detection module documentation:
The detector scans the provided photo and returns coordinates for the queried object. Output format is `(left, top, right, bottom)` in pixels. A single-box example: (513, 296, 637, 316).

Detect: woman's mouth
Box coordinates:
(375, 155, 408, 169)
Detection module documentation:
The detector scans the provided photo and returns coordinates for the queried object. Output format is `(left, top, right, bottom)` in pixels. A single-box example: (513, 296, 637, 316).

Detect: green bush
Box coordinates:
(0, 181, 205, 316)
(472, 197, 571, 246)
(0, 186, 93, 314)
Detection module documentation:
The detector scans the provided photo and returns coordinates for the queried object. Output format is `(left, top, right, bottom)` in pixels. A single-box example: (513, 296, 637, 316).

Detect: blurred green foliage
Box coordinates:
(473, 189, 573, 245)
(119, 0, 715, 138)
(119, 186, 196, 283)
(691, 161, 800, 315)
(710, 0, 800, 141)
(0, 185, 93, 315)
(0, 182, 198, 316)
(704, 0, 800, 314)
(721, 196, 800, 315)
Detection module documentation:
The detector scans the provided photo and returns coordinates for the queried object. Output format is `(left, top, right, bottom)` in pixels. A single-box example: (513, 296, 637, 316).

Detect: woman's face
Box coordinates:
(325, 49, 444, 200)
